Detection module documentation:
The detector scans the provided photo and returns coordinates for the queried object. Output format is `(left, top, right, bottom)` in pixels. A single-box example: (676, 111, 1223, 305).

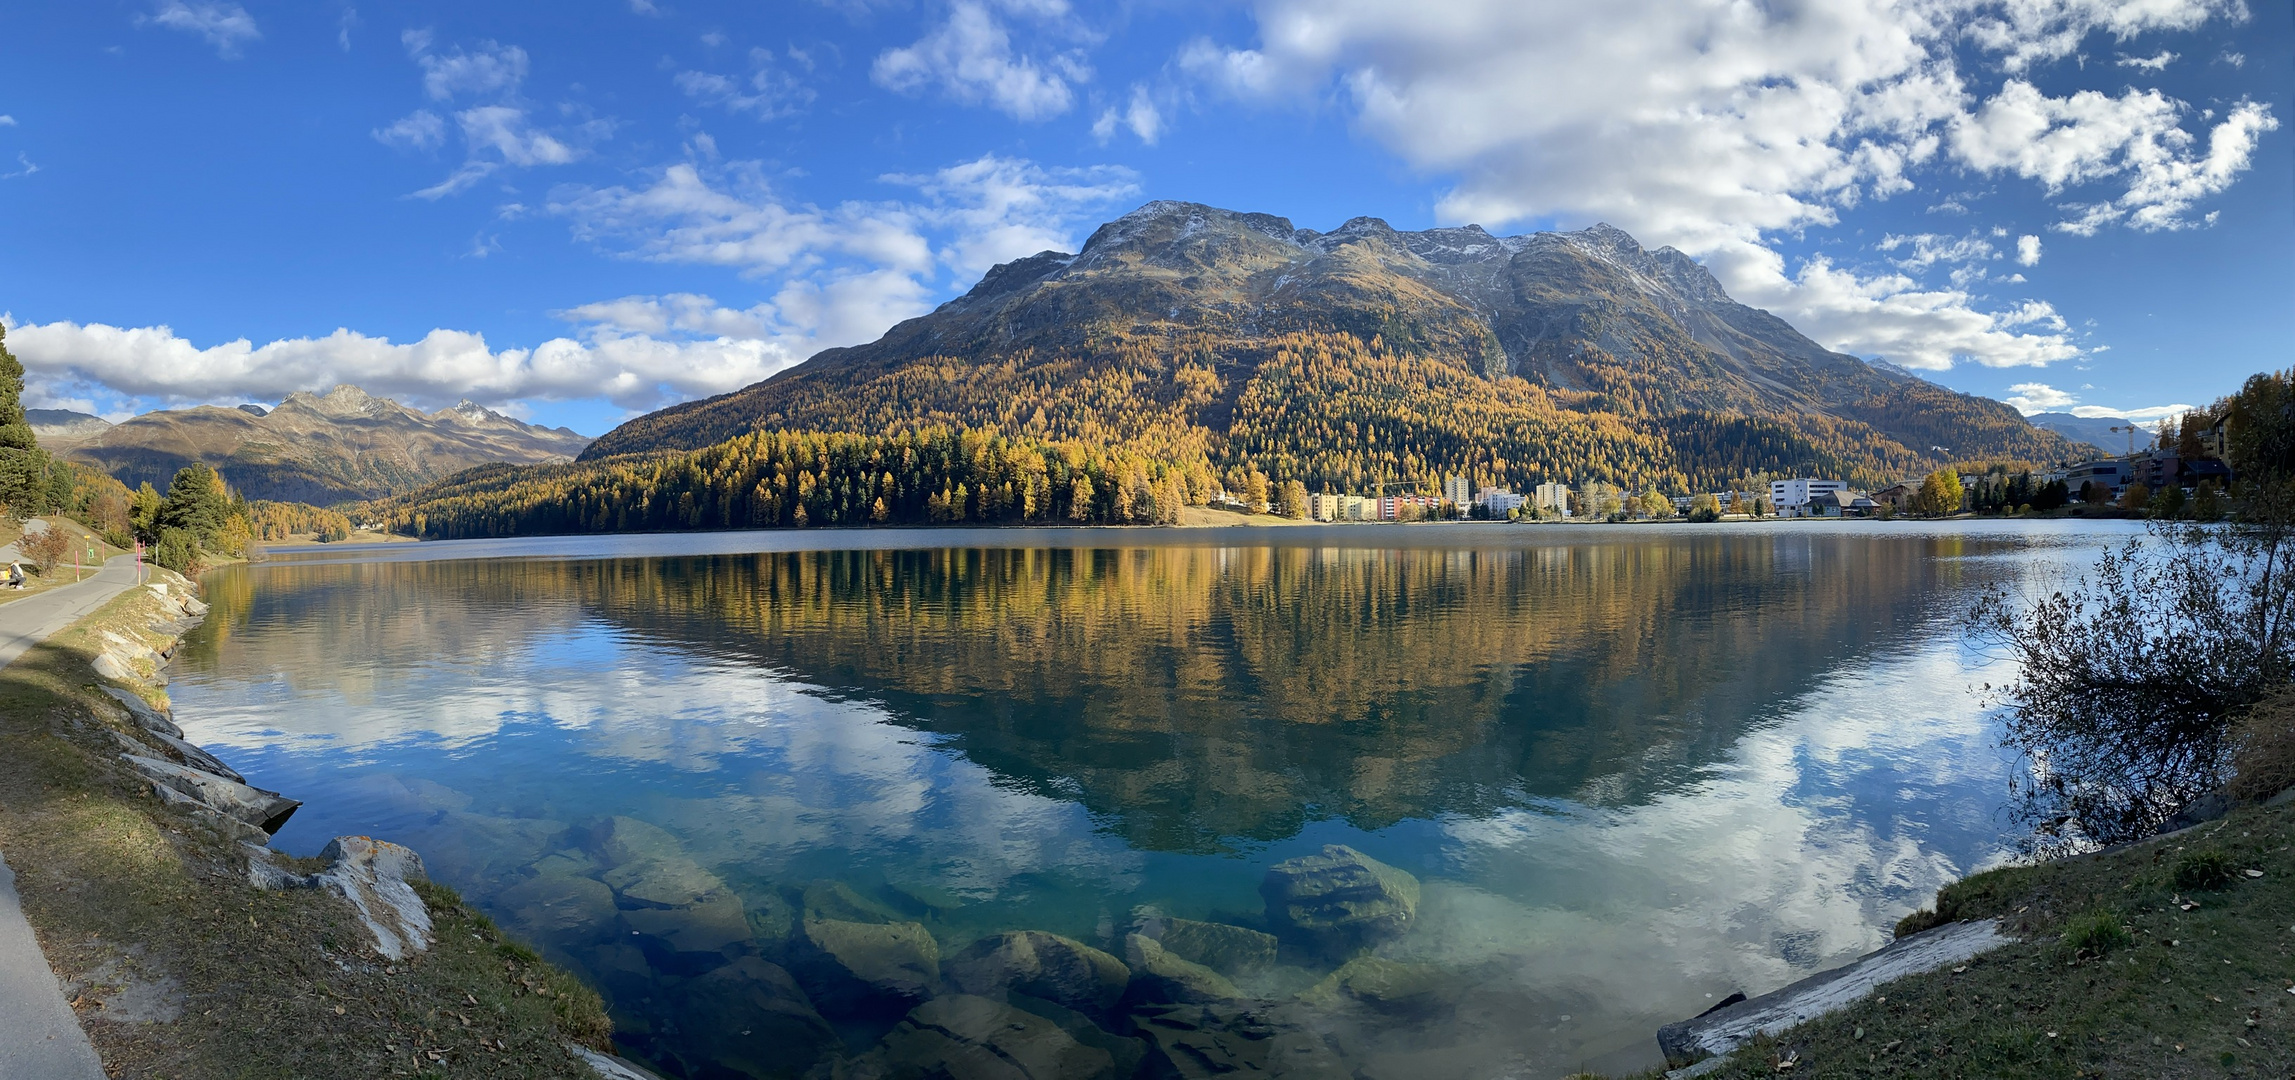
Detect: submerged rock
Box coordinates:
(946, 930, 1130, 1014)
(1131, 1001, 1353, 1080)
(625, 894, 754, 968)
(1296, 956, 1448, 1017)
(1133, 917, 1278, 977)
(494, 873, 619, 942)
(795, 917, 942, 1014)
(667, 958, 839, 1079)
(1259, 846, 1419, 957)
(847, 995, 1118, 1080)
(580, 816, 729, 907)
(803, 879, 905, 924)
(314, 836, 434, 961)
(1122, 933, 1240, 1005)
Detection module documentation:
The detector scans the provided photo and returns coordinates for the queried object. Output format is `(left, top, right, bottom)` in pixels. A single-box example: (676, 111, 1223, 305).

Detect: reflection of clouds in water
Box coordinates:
(180, 628, 1143, 898)
(1427, 636, 2008, 1043)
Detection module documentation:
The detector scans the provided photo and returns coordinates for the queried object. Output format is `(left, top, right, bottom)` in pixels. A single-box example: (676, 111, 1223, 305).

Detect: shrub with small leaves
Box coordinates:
(2173, 847, 2238, 891)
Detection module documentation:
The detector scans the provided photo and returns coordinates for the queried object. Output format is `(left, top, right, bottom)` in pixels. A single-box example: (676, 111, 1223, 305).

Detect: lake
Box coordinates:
(167, 520, 2139, 1079)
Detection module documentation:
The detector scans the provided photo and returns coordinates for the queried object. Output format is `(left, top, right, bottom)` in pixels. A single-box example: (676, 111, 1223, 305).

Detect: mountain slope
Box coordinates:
(2025, 412, 2128, 455)
(68, 386, 591, 504)
(27, 409, 112, 451)
(582, 202, 2076, 490)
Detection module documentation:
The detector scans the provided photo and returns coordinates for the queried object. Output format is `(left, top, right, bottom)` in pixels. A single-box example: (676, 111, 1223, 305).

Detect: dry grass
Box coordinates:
(0, 582, 612, 1079)
(1645, 803, 2295, 1080)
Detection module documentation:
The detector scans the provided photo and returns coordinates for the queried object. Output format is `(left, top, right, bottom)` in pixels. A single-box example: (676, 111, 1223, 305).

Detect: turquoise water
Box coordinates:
(166, 521, 2137, 1078)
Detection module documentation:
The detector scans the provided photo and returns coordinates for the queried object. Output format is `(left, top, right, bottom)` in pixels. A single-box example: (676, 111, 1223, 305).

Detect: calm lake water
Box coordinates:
(169, 521, 2140, 1078)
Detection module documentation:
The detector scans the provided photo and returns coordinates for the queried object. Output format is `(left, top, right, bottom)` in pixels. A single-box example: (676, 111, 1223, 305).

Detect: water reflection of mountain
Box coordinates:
(567, 534, 1982, 851)
(193, 534, 1988, 851)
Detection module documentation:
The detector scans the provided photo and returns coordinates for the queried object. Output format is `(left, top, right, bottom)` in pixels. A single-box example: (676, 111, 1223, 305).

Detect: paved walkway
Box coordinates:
(0, 556, 142, 671)
(1, 552, 140, 1078)
(0, 854, 105, 1080)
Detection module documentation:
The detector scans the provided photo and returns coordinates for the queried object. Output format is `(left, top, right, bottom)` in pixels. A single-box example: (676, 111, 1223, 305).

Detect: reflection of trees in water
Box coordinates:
(565, 536, 1979, 851)
(187, 535, 1989, 851)
(184, 560, 592, 708)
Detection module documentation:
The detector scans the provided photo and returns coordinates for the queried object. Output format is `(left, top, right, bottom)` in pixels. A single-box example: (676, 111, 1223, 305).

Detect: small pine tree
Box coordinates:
(158, 464, 231, 547)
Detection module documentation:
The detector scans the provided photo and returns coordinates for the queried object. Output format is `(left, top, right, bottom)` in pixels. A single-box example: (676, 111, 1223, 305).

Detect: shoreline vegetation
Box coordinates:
(0, 565, 623, 1079)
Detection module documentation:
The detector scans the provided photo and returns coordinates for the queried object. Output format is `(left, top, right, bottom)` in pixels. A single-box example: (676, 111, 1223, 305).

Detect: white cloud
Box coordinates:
(143, 1, 260, 59)
(1999, 380, 2191, 421)
(2016, 234, 2043, 265)
(408, 38, 530, 101)
(629, 0, 661, 13)
(0, 116, 16, 127)
(1, 154, 37, 181)
(1186, 0, 2267, 371)
(1876, 232, 1997, 272)
(11, 154, 1134, 413)
(4, 315, 797, 415)
(2002, 381, 2077, 412)
(2117, 50, 2177, 70)
(386, 34, 602, 199)
(1092, 84, 1163, 145)
(2071, 402, 2193, 422)
(872, 0, 1089, 121)
(1951, 82, 2278, 233)
(338, 7, 357, 52)
(371, 110, 447, 152)
(675, 51, 816, 120)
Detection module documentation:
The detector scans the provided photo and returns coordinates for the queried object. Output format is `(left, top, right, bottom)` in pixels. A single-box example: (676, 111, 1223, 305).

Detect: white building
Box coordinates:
(1477, 488, 1528, 517)
(1533, 482, 1571, 517)
(1444, 475, 1472, 506)
(1770, 479, 1849, 516)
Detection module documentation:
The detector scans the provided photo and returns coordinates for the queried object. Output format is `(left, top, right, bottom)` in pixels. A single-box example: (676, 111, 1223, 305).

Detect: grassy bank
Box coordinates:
(0, 577, 615, 1079)
(1662, 799, 2295, 1079)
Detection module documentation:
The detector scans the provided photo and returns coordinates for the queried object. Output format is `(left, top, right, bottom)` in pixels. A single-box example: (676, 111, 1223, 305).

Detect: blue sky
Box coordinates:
(0, 0, 2286, 437)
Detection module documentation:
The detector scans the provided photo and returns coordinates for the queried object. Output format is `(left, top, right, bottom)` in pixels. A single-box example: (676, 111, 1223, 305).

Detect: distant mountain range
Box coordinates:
(26, 409, 114, 450)
(2024, 412, 2138, 456)
(43, 386, 590, 504)
(583, 201, 2077, 490)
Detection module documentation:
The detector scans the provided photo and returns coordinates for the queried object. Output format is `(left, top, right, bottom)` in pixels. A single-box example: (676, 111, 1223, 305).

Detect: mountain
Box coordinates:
(66, 385, 592, 504)
(27, 409, 112, 451)
(582, 201, 2077, 490)
(2024, 413, 2133, 456)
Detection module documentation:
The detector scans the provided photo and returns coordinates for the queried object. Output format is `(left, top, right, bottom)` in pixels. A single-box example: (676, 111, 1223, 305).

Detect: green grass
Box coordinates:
(0, 580, 612, 1078)
(1667, 803, 2295, 1079)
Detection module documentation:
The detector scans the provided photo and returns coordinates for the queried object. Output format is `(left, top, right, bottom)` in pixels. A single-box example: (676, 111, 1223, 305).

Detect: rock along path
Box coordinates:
(0, 555, 142, 671)
(0, 553, 141, 1079)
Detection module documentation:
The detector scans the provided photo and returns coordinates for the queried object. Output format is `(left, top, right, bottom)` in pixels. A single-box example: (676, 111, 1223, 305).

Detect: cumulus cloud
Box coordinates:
(3, 315, 796, 415)
(1952, 82, 2278, 234)
(11, 154, 1135, 413)
(2117, 50, 2178, 70)
(1185, 0, 2267, 370)
(0, 116, 16, 127)
(873, 0, 1090, 121)
(2002, 381, 2078, 412)
(142, 0, 260, 58)
(2017, 234, 2043, 265)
